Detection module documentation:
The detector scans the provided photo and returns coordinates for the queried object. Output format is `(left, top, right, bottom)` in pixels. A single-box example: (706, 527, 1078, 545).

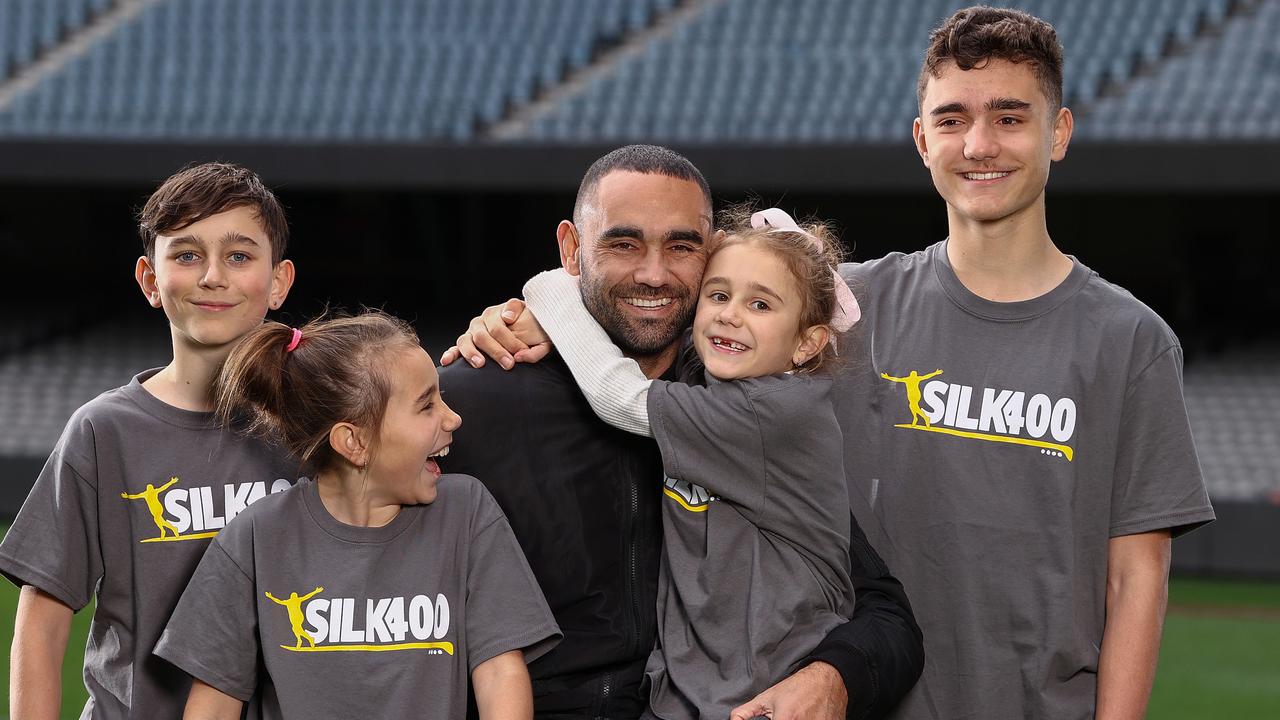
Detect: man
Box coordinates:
(440, 144, 924, 720)
(456, 7, 1216, 719)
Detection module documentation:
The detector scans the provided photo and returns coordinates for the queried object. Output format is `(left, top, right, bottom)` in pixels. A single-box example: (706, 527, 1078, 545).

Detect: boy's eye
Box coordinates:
(176, 251, 198, 262)
(228, 252, 250, 263)
(750, 300, 770, 312)
(997, 116, 1021, 125)
(708, 291, 728, 302)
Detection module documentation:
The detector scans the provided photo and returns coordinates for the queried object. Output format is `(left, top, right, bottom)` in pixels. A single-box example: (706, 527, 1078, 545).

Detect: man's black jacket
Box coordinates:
(442, 353, 923, 719)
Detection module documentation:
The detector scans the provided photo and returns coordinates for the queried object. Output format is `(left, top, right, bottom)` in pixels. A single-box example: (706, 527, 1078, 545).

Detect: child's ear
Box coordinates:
(135, 255, 163, 308)
(557, 221, 582, 276)
(792, 325, 831, 368)
(269, 259, 296, 311)
(329, 422, 370, 469)
(913, 116, 930, 168)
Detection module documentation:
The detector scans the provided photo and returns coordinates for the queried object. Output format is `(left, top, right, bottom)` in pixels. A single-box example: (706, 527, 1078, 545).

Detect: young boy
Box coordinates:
(1, 162, 297, 718)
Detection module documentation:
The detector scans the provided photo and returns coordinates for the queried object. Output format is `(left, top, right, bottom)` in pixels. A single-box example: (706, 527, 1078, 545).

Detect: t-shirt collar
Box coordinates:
(932, 239, 1093, 322)
(124, 368, 220, 430)
(299, 477, 422, 544)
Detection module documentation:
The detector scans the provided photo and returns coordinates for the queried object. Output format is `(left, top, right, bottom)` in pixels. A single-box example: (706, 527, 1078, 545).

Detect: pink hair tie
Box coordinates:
(749, 208, 861, 333)
(285, 327, 303, 353)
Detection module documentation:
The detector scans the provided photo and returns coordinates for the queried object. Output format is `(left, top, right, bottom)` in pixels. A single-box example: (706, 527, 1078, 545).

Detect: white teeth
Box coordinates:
(429, 446, 450, 459)
(711, 338, 748, 351)
(624, 298, 672, 308)
(964, 171, 1011, 180)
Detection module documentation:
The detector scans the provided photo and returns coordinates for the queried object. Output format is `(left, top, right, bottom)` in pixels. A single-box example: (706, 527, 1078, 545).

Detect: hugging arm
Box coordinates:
(813, 517, 925, 719)
(733, 516, 924, 720)
(522, 269, 654, 436)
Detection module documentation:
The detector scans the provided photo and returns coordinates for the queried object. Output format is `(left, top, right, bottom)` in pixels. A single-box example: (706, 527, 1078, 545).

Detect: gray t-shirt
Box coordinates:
(0, 369, 296, 719)
(155, 475, 561, 718)
(645, 374, 851, 720)
(835, 241, 1215, 719)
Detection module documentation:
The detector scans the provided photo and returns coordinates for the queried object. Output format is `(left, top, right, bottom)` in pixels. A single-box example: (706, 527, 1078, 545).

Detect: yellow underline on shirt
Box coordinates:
(893, 423, 1074, 461)
(140, 531, 220, 543)
(281, 641, 455, 654)
(663, 487, 709, 512)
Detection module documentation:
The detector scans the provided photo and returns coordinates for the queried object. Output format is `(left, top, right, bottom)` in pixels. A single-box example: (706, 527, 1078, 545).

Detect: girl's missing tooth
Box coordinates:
(523, 207, 858, 720)
(154, 311, 560, 720)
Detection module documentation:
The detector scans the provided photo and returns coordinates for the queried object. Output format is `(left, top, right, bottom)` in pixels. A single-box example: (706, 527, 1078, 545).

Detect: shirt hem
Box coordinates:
(153, 645, 255, 703)
(467, 622, 563, 673)
(1110, 506, 1216, 539)
(0, 553, 87, 610)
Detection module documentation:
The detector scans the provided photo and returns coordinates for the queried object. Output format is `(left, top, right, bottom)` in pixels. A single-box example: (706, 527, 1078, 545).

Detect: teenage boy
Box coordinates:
(834, 8, 1214, 718)
(453, 7, 1215, 718)
(1, 162, 297, 718)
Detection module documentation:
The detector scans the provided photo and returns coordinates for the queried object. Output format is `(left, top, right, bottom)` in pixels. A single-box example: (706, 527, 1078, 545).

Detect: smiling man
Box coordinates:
(440, 145, 924, 720)
(835, 7, 1216, 719)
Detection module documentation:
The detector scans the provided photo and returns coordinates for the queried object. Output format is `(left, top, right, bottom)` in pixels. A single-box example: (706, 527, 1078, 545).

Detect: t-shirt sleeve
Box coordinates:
(463, 484, 561, 671)
(0, 415, 103, 610)
(647, 379, 770, 517)
(1110, 345, 1215, 538)
(154, 537, 261, 702)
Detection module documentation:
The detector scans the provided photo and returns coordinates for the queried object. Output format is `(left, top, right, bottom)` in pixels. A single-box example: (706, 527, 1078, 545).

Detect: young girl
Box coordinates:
(521, 207, 860, 720)
(154, 312, 560, 719)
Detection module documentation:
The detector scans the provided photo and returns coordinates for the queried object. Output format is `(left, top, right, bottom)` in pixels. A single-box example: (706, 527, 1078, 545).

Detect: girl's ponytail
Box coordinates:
(215, 311, 419, 473)
(215, 321, 295, 442)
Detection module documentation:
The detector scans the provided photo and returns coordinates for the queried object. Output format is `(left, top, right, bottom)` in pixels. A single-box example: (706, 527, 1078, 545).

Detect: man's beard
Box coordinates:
(579, 265, 694, 357)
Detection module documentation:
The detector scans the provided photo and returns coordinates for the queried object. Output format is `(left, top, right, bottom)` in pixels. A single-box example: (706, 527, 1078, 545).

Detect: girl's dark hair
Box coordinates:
(215, 311, 419, 473)
(713, 204, 846, 373)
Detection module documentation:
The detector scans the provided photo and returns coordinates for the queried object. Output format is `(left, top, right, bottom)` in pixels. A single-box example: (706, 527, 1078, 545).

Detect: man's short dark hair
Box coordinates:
(573, 145, 712, 226)
(918, 6, 1064, 110)
(138, 162, 289, 264)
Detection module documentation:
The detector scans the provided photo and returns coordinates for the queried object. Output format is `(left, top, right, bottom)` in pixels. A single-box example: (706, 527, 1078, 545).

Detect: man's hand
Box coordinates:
(730, 661, 848, 720)
(439, 299, 551, 370)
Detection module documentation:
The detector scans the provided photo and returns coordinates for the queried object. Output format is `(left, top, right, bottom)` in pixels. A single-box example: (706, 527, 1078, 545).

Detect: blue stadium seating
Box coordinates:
(0, 0, 1270, 143)
(0, 0, 110, 79)
(1079, 0, 1280, 141)
(524, 0, 1236, 144)
(0, 0, 675, 141)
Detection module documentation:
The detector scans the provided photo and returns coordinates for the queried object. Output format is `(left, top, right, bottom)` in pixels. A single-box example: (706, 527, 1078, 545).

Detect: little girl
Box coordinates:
(154, 312, 560, 719)
(521, 207, 860, 720)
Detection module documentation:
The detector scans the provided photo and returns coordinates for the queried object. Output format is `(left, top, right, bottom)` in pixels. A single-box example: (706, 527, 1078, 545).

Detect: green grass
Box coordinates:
(0, 525, 1276, 718)
(1149, 614, 1280, 718)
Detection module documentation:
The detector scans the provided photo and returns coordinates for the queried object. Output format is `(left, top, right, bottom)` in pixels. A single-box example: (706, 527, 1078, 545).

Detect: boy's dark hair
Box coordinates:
(574, 144, 712, 226)
(138, 162, 289, 264)
(918, 6, 1064, 110)
(215, 310, 419, 474)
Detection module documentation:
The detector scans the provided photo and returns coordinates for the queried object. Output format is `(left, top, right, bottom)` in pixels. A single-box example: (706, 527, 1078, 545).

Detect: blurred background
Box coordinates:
(0, 0, 1277, 716)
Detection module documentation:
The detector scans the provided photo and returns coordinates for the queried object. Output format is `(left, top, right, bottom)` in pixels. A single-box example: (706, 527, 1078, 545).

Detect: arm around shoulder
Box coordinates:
(755, 517, 924, 720)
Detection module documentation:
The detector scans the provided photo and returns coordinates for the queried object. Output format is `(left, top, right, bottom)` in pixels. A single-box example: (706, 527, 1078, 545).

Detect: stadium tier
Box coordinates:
(0, 0, 1271, 143)
(0, 0, 112, 78)
(525, 0, 1234, 143)
(0, 0, 676, 141)
(0, 318, 1276, 504)
(1077, 0, 1280, 140)
(0, 317, 169, 457)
